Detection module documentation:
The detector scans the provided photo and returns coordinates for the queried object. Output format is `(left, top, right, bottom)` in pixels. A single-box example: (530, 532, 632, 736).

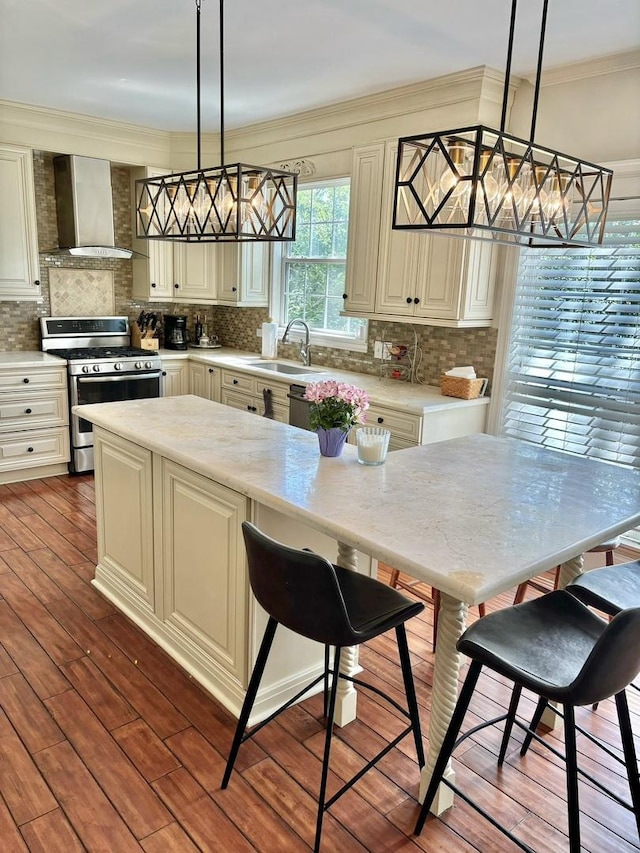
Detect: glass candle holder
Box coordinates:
(356, 427, 391, 466)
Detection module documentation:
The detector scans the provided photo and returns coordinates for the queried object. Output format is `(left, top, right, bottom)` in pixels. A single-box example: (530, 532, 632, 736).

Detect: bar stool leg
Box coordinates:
(415, 660, 483, 835)
(520, 695, 547, 757)
(432, 588, 440, 649)
(498, 683, 522, 766)
(396, 624, 425, 767)
(222, 617, 278, 789)
(563, 704, 581, 853)
(315, 646, 342, 853)
(615, 689, 640, 837)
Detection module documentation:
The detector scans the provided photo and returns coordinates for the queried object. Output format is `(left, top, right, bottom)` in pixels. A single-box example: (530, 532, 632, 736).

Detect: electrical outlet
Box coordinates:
(382, 341, 393, 361)
(373, 340, 383, 359)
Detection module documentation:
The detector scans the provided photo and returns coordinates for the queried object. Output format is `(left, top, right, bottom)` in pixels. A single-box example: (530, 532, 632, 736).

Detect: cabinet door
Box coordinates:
(131, 167, 175, 301)
(173, 243, 219, 301)
(0, 145, 41, 301)
(93, 430, 155, 613)
(343, 144, 384, 315)
(161, 359, 188, 396)
(160, 459, 248, 682)
(218, 243, 269, 306)
(188, 361, 220, 401)
(374, 141, 417, 317)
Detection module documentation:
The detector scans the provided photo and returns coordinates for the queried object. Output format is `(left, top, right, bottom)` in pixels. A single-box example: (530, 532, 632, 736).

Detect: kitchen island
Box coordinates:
(78, 394, 640, 814)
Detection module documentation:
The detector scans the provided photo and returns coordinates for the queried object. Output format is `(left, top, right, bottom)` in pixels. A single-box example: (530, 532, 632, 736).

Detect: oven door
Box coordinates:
(71, 371, 162, 447)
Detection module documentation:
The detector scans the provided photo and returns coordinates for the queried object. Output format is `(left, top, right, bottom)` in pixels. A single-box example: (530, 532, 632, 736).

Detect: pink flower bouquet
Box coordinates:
(303, 380, 370, 433)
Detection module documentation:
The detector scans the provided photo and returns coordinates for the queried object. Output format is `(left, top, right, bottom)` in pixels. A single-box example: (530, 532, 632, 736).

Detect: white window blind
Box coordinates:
(500, 216, 640, 468)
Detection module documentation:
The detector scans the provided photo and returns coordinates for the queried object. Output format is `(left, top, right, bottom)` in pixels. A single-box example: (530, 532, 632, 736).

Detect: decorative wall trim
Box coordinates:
(277, 159, 316, 176)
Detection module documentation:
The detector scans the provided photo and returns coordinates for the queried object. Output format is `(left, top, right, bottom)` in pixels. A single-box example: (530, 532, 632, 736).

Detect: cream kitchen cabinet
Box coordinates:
(160, 356, 188, 396)
(343, 142, 498, 328)
(188, 360, 221, 402)
(0, 360, 69, 483)
(131, 167, 175, 301)
(220, 369, 289, 422)
(172, 242, 221, 302)
(216, 243, 270, 307)
(0, 145, 41, 301)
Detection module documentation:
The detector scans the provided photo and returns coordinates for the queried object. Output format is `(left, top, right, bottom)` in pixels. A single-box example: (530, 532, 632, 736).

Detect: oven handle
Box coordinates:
(76, 371, 162, 385)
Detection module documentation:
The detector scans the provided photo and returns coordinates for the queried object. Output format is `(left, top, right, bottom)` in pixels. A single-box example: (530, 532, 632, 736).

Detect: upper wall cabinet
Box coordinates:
(0, 145, 41, 301)
(343, 142, 498, 328)
(217, 243, 269, 307)
(131, 167, 175, 301)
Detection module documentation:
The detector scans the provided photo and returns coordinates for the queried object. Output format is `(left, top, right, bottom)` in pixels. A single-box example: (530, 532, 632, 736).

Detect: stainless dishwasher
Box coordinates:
(287, 384, 313, 431)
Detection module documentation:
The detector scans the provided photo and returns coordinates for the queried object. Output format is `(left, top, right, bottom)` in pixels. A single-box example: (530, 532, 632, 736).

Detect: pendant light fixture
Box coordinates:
(136, 0, 297, 243)
(392, 0, 613, 247)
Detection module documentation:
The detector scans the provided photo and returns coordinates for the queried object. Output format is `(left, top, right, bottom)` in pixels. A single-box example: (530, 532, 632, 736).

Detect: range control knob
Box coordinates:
(114, 362, 123, 371)
(135, 361, 143, 369)
(144, 361, 153, 369)
(82, 365, 91, 373)
(92, 364, 100, 372)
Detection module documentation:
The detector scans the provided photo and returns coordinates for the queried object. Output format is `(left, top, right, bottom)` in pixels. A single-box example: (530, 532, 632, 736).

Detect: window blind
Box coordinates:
(501, 215, 640, 468)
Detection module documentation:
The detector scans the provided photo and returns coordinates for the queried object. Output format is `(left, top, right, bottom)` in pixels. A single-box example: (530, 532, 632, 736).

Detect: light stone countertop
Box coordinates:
(0, 351, 68, 367)
(77, 395, 640, 605)
(162, 347, 490, 416)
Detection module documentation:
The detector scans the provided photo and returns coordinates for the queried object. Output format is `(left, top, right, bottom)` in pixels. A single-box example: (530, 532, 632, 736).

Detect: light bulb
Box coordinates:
(439, 140, 472, 205)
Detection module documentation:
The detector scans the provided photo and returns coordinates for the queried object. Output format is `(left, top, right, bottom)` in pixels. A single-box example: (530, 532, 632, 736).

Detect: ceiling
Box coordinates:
(1, 0, 639, 133)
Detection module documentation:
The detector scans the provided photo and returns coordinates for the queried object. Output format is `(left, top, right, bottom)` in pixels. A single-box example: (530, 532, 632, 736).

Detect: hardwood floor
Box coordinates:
(0, 473, 638, 852)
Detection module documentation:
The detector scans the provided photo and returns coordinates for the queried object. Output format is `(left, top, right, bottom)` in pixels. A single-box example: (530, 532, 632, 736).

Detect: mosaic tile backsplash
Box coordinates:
(0, 150, 497, 388)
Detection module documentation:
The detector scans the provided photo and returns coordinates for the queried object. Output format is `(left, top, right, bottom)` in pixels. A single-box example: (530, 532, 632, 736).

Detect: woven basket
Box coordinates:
(440, 375, 487, 400)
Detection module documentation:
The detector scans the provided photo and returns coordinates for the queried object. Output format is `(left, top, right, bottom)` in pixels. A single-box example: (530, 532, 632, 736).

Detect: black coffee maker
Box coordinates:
(163, 314, 188, 350)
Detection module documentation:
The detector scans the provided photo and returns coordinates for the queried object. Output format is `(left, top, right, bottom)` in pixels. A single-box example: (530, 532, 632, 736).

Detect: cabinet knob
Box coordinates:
(25, 408, 32, 414)
(377, 417, 384, 424)
(27, 446, 34, 453)
(233, 379, 238, 385)
(406, 297, 412, 304)
(162, 371, 167, 376)
(208, 368, 214, 373)
(34, 280, 40, 287)
(23, 377, 29, 384)
(342, 293, 348, 300)
(414, 297, 420, 305)
(232, 286, 237, 292)
(174, 283, 180, 289)
(151, 282, 157, 288)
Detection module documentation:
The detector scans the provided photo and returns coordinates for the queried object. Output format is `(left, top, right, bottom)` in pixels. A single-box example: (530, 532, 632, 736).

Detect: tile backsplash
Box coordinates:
(1, 150, 497, 388)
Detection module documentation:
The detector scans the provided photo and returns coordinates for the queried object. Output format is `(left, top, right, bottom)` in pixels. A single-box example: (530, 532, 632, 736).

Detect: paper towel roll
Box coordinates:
(261, 320, 278, 359)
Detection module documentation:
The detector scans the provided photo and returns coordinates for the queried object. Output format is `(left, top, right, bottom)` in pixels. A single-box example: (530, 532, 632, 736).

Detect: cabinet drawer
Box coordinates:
(0, 390, 68, 432)
(0, 427, 70, 471)
(255, 379, 289, 407)
(220, 389, 259, 414)
(220, 370, 255, 395)
(0, 367, 67, 391)
(366, 405, 422, 444)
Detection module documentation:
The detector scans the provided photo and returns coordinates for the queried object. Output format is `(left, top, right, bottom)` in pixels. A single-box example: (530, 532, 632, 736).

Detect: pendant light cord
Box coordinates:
(530, 0, 549, 141)
(195, 0, 202, 171)
(219, 0, 225, 164)
(499, 0, 517, 133)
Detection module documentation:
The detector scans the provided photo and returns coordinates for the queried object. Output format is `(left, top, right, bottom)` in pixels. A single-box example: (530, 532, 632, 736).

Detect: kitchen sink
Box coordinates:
(246, 361, 325, 375)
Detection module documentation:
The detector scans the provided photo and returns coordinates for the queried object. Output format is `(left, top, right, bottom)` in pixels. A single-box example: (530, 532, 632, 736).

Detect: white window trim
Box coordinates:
(270, 175, 368, 352)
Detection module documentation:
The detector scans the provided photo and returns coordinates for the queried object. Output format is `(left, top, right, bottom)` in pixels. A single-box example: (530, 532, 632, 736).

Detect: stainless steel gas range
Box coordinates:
(41, 316, 162, 473)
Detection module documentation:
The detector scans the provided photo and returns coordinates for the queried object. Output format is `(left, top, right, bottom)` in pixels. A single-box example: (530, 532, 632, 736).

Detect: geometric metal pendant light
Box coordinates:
(136, 0, 297, 243)
(393, 0, 613, 248)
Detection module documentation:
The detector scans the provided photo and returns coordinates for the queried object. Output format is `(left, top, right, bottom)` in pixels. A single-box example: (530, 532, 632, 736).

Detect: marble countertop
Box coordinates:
(77, 395, 640, 605)
(0, 351, 67, 367)
(160, 347, 490, 415)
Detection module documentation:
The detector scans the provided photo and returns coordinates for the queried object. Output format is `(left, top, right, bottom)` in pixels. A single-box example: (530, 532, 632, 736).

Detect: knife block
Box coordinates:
(132, 325, 159, 350)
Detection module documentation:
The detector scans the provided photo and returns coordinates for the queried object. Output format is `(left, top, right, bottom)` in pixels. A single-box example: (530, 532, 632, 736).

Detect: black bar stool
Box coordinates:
(414, 589, 640, 853)
(221, 522, 426, 853)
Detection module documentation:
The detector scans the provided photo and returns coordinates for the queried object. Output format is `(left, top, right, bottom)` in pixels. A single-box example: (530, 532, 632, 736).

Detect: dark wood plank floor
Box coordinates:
(1, 473, 638, 852)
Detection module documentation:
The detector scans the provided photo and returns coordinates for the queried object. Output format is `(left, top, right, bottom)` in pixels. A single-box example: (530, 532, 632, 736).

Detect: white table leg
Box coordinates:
(420, 591, 468, 814)
(540, 552, 585, 730)
(333, 541, 360, 726)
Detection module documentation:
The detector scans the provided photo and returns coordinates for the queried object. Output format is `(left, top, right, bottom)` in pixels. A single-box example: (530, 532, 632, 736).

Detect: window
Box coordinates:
(273, 178, 367, 348)
(498, 216, 640, 467)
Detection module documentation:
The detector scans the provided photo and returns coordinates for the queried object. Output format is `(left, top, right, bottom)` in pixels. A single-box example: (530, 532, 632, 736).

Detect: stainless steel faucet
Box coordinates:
(282, 318, 311, 367)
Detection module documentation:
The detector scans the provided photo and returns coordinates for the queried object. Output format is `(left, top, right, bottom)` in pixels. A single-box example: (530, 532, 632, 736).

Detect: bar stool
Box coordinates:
(414, 590, 640, 853)
(386, 565, 485, 649)
(222, 523, 426, 853)
(513, 536, 621, 604)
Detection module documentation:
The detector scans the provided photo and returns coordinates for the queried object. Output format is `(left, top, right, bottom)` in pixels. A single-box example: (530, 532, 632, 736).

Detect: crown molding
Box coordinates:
(523, 48, 640, 87)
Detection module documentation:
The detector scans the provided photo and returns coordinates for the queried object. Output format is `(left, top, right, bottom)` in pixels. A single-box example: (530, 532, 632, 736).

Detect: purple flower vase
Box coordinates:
(316, 427, 349, 457)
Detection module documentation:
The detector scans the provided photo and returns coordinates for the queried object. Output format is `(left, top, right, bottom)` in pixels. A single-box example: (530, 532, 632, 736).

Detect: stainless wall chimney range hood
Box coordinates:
(50, 155, 141, 259)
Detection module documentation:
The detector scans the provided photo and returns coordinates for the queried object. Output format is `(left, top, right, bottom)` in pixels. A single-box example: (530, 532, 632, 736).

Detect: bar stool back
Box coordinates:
(222, 522, 426, 852)
(414, 590, 640, 853)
